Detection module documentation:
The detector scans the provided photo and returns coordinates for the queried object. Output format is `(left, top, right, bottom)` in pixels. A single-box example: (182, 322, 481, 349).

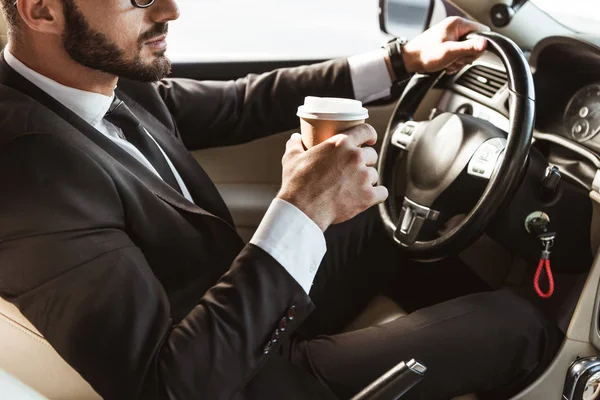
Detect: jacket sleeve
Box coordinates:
(154, 58, 355, 150)
(0, 133, 314, 400)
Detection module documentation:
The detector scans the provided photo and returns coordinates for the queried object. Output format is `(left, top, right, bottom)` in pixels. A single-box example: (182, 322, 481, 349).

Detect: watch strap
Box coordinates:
(385, 38, 410, 82)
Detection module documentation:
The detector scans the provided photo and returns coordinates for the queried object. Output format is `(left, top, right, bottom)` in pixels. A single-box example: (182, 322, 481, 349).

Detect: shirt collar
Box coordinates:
(4, 49, 115, 127)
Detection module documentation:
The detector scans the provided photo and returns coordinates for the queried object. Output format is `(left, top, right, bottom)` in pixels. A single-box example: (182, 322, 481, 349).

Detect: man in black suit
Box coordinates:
(0, 0, 561, 399)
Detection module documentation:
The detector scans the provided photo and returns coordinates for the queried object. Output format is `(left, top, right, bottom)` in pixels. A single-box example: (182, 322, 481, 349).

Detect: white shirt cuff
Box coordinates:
(250, 198, 326, 294)
(348, 50, 393, 104)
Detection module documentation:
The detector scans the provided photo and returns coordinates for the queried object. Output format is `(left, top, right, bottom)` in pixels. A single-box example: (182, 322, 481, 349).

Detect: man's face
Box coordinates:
(61, 0, 180, 82)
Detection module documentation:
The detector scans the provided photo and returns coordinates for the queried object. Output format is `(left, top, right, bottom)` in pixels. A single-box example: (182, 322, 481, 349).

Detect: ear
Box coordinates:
(16, 0, 65, 35)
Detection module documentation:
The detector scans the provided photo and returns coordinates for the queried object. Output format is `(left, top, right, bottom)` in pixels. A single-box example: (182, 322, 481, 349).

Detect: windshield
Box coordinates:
(530, 0, 600, 35)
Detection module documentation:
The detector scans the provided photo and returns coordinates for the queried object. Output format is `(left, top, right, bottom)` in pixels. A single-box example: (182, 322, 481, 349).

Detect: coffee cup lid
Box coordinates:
(297, 97, 369, 121)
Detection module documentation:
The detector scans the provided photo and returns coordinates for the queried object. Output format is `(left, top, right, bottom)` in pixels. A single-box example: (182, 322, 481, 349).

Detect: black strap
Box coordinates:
(384, 37, 411, 82)
(105, 96, 183, 195)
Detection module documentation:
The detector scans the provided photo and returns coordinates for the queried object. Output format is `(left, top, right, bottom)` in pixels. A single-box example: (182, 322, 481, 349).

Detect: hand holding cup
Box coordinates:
(277, 97, 388, 231)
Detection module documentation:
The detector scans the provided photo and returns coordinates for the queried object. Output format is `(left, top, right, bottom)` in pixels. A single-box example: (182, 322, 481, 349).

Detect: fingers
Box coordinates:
(282, 133, 305, 165)
(407, 16, 490, 74)
(365, 167, 379, 186)
(445, 16, 490, 39)
(345, 124, 378, 147)
(442, 17, 489, 64)
(361, 146, 378, 167)
(285, 132, 305, 155)
(369, 185, 389, 205)
(362, 167, 387, 204)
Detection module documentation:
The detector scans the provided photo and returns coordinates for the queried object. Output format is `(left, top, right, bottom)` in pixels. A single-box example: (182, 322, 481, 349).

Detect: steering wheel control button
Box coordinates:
(391, 121, 420, 150)
(468, 137, 507, 180)
(401, 126, 414, 135)
(287, 306, 296, 321)
(479, 150, 492, 161)
(394, 198, 440, 245)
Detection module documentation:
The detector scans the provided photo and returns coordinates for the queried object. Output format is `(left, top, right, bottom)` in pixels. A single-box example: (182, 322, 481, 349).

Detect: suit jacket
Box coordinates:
(0, 54, 354, 400)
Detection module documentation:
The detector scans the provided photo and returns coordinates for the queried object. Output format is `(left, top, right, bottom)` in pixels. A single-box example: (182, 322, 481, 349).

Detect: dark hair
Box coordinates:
(1, 0, 20, 32)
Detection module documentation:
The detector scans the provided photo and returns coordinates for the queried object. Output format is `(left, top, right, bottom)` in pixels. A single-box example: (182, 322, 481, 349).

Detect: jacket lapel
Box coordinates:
(0, 54, 238, 234)
(115, 89, 235, 225)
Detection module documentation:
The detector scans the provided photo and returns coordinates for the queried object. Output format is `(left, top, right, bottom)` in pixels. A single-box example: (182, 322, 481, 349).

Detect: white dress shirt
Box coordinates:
(5, 49, 393, 294)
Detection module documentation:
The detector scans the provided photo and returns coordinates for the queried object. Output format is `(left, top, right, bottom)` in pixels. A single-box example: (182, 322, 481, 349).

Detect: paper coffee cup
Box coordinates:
(297, 97, 369, 148)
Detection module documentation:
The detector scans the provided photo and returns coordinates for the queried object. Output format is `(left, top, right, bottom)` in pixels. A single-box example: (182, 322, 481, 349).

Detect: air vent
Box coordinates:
(455, 65, 508, 98)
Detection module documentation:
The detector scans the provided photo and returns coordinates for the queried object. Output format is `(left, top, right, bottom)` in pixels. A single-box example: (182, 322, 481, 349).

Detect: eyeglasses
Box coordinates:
(131, 0, 155, 8)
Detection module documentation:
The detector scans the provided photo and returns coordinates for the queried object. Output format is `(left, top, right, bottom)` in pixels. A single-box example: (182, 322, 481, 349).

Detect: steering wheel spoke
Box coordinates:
(394, 197, 440, 245)
(390, 121, 422, 151)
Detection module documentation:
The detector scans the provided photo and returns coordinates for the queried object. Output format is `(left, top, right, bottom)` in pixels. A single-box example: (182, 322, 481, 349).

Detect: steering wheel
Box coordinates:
(377, 31, 535, 261)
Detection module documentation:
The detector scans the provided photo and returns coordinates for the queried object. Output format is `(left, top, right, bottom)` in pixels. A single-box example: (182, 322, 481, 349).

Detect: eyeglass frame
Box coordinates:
(132, 0, 156, 8)
(12, 0, 156, 9)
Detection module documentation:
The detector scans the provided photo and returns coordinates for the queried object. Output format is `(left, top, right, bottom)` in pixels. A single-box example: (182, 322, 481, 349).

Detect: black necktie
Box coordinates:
(105, 96, 183, 195)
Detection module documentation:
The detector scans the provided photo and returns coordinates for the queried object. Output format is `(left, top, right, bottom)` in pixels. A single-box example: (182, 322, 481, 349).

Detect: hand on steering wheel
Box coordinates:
(401, 17, 491, 75)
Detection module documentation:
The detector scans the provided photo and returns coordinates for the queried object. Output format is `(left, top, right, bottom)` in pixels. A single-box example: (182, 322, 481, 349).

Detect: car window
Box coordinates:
(167, 0, 391, 62)
(530, 0, 600, 35)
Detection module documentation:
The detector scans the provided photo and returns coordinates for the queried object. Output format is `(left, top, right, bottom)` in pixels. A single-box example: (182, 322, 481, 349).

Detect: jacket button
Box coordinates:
(278, 317, 288, 332)
(287, 306, 296, 321)
(263, 343, 272, 355)
(271, 331, 279, 344)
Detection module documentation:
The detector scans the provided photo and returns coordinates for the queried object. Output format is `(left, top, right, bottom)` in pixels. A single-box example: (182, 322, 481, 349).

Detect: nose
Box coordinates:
(150, 0, 180, 23)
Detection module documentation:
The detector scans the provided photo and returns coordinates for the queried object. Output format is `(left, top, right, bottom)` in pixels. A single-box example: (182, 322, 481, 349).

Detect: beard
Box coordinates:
(61, 0, 171, 82)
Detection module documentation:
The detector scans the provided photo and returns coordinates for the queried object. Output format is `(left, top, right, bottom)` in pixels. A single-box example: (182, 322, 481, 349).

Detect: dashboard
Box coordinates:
(533, 37, 600, 153)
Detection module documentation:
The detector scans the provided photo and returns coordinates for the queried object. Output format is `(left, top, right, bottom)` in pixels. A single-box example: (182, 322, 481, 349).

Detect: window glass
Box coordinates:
(530, 0, 600, 34)
(167, 0, 390, 62)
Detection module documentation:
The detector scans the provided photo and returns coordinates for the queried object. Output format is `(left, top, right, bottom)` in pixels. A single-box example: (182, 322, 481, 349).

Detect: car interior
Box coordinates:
(1, 0, 600, 399)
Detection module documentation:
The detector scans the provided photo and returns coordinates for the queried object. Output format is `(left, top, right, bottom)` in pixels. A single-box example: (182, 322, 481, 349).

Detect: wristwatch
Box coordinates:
(384, 37, 410, 82)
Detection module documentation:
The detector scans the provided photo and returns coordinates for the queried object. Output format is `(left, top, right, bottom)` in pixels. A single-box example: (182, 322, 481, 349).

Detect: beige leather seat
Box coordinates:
(0, 296, 100, 399)
(343, 294, 408, 332)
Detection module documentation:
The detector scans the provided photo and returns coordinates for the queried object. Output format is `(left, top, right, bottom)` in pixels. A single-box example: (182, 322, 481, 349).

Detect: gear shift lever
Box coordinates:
(563, 357, 600, 399)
